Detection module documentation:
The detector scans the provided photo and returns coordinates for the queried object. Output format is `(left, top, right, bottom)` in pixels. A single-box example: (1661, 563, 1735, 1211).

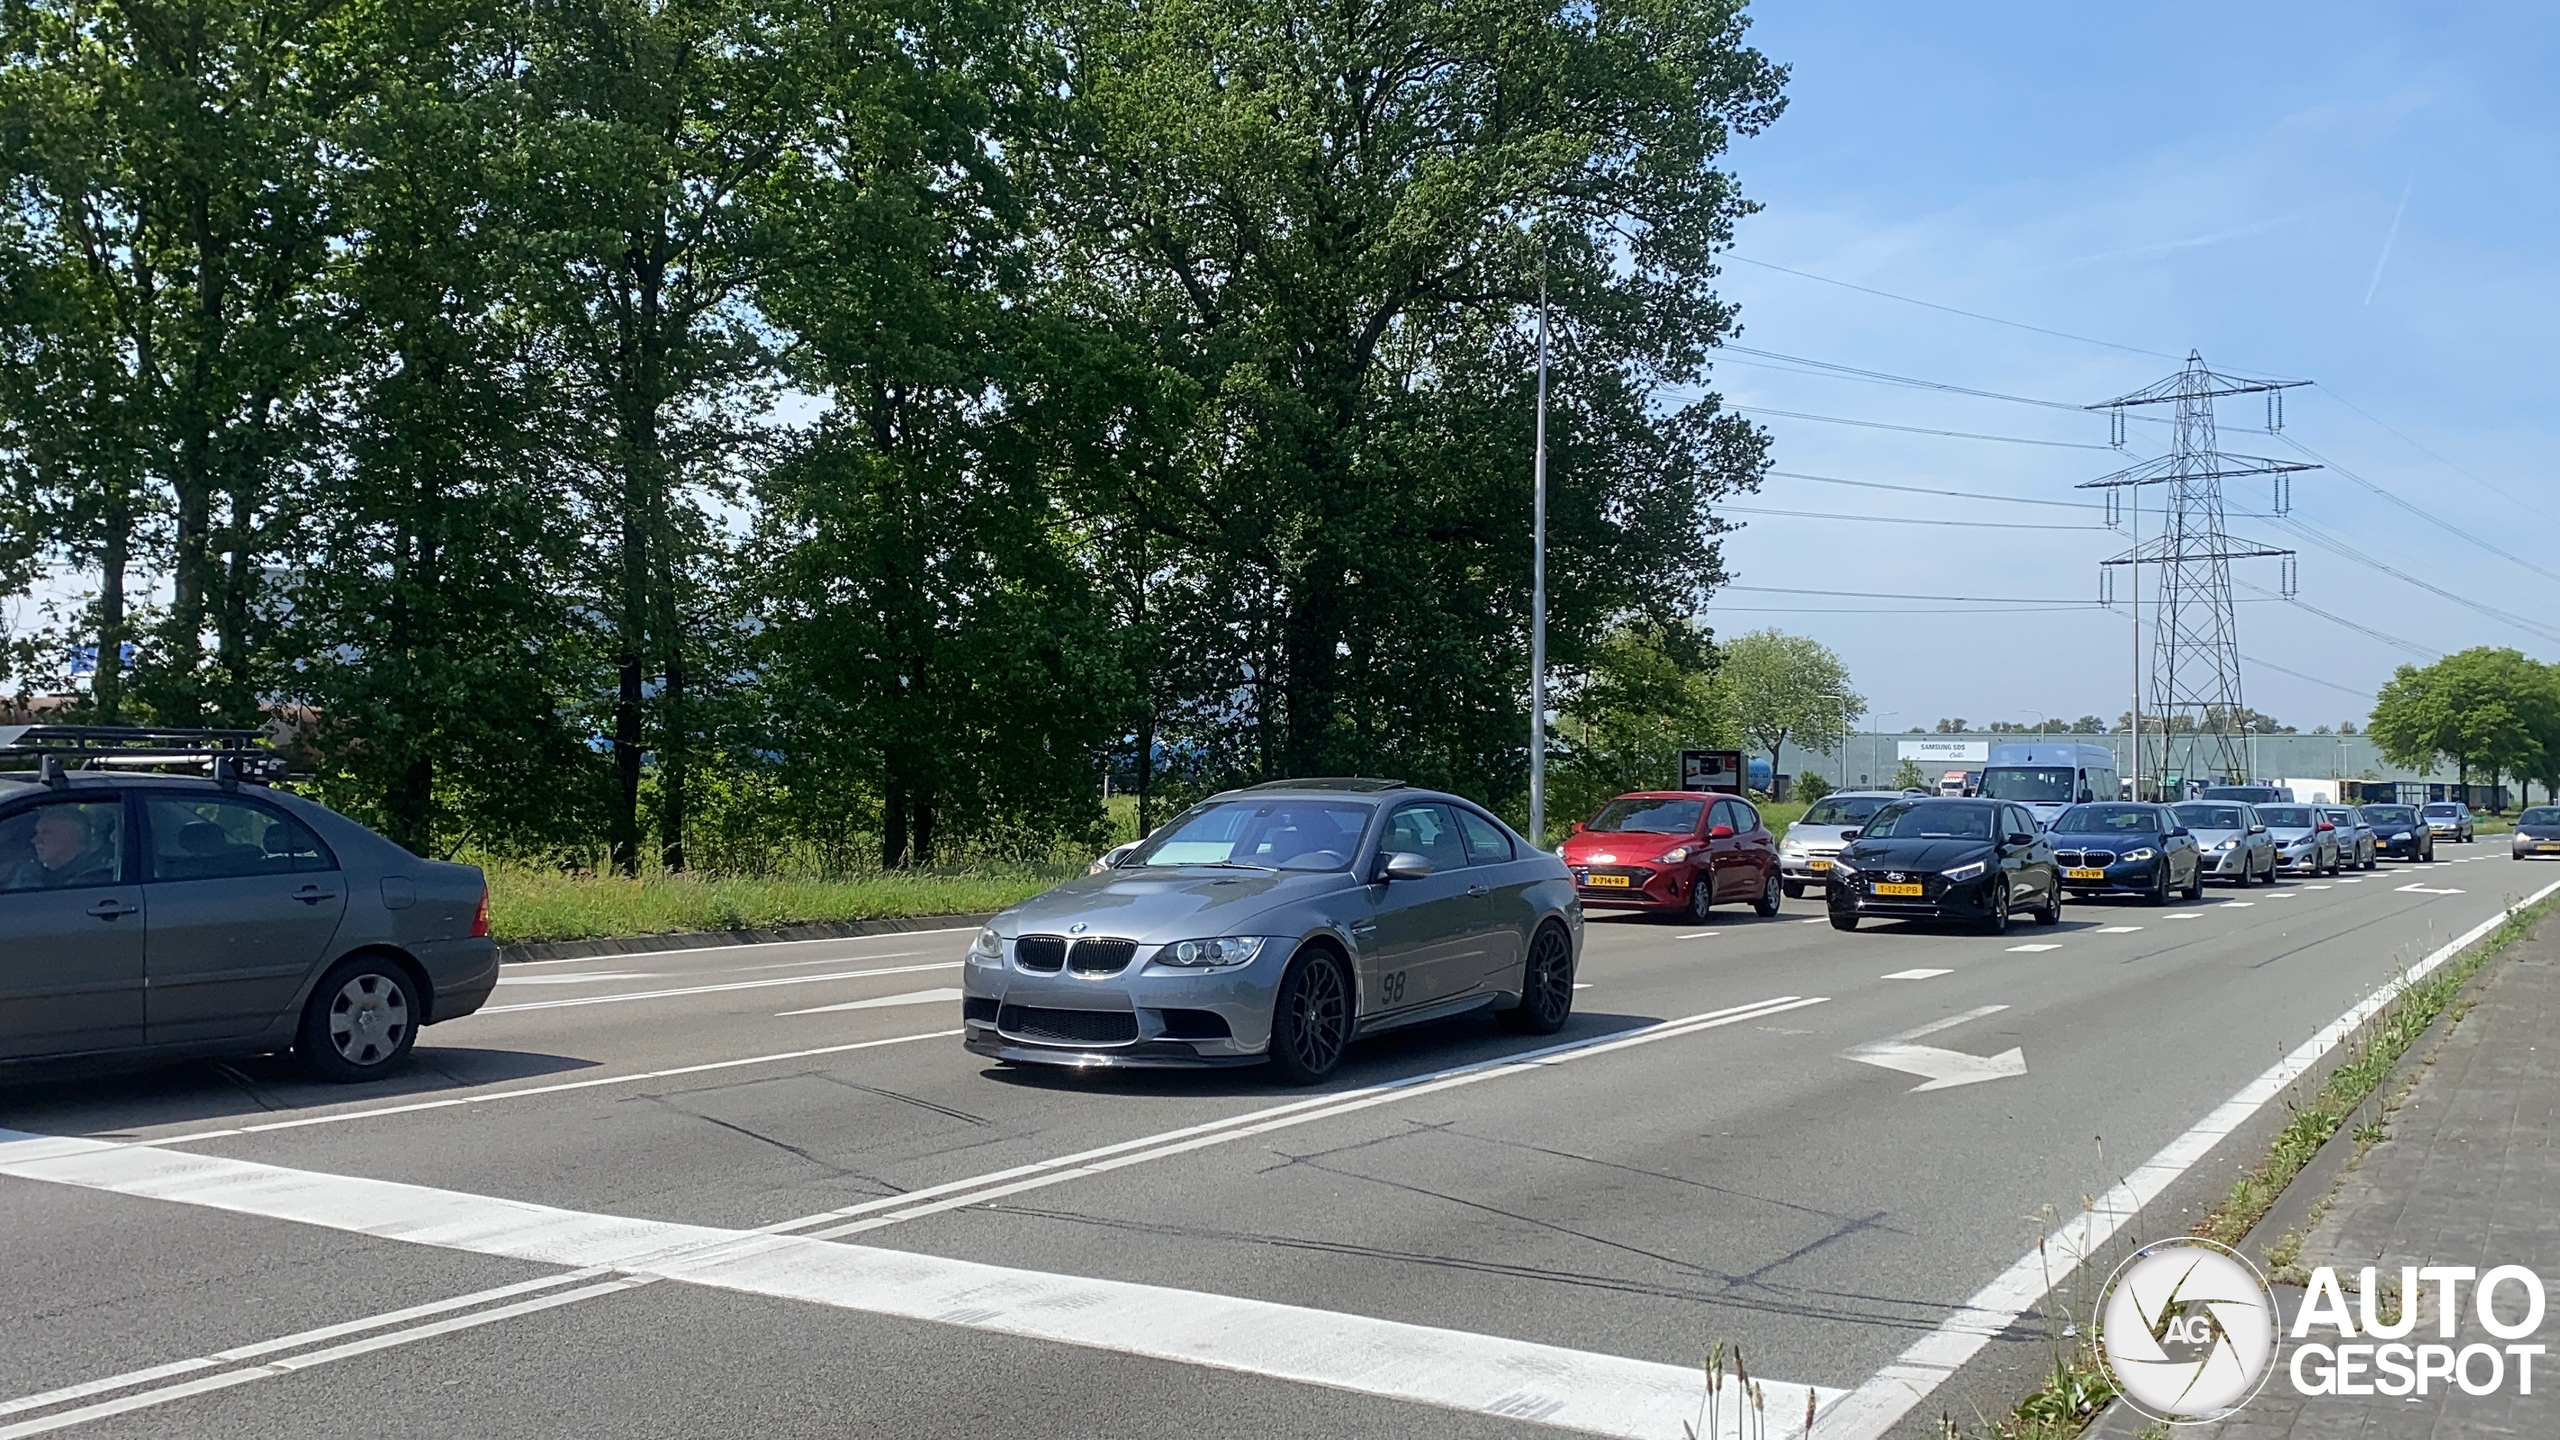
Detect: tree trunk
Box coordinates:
(913, 789, 936, 867)
(659, 649, 687, 872)
(882, 775, 909, 870)
(612, 647, 644, 874)
(93, 493, 133, 723)
(389, 753, 434, 857)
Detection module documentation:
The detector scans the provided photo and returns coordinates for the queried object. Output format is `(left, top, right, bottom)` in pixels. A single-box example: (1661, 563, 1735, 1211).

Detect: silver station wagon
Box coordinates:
(0, 728, 498, 1081)
(961, 779, 1583, 1083)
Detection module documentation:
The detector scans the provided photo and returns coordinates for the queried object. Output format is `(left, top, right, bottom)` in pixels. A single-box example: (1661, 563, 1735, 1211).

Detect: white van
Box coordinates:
(1980, 743, 2121, 829)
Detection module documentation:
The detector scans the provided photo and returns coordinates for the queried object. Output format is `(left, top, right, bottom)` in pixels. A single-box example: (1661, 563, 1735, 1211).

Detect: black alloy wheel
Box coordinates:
(2033, 873, 2062, 925)
(1687, 870, 1715, 922)
(1265, 948, 1352, 1085)
(1980, 879, 2011, 936)
(1500, 924, 1576, 1035)
(1783, 880, 1806, 901)
(2363, 845, 2377, 871)
(2146, 863, 2172, 906)
(1752, 868, 1783, 918)
(2184, 857, 2207, 901)
(1829, 905, 1859, 931)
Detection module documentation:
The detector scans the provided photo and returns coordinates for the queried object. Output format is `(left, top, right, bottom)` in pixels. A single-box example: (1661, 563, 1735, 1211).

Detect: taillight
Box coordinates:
(470, 887, 491, 939)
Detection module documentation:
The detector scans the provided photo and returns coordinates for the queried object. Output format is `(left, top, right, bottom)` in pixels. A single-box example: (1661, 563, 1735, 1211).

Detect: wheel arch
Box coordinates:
(313, 944, 433, 1021)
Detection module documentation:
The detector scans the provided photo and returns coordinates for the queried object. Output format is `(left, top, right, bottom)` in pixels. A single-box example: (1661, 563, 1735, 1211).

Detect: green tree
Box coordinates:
(1891, 758, 1926, 792)
(1023, 0, 1784, 795)
(1548, 621, 1730, 831)
(1719, 629, 1861, 789)
(2370, 647, 2559, 797)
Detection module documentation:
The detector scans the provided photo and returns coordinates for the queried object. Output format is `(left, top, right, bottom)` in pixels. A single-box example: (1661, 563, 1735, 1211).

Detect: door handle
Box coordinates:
(88, 899, 138, 919)
(293, 887, 339, 905)
(1466, 884, 1490, 897)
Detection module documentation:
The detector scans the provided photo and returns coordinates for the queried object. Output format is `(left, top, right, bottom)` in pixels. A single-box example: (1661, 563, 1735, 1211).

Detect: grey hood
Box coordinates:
(994, 866, 1354, 945)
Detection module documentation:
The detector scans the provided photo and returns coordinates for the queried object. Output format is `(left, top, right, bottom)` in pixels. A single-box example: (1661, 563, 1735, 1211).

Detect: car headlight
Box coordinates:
(1155, 936, 1266, 968)
(2214, 838, 2236, 851)
(1782, 844, 1806, 857)
(2390, 831, 2411, 840)
(969, 927, 1004, 965)
(1828, 856, 1858, 877)
(1655, 845, 1692, 865)
(2121, 847, 2156, 863)
(1942, 860, 1987, 882)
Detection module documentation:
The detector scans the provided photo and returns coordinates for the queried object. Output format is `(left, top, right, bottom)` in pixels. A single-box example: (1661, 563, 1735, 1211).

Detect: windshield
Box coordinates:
(1130, 799, 1371, 870)
(2422, 804, 2460, 816)
(1979, 767, 2075, 803)
(2362, 806, 2418, 826)
(2257, 806, 2317, 827)
(2053, 804, 2162, 834)
(1861, 801, 1996, 841)
(1800, 796, 1893, 827)
(2321, 809, 2357, 825)
(2174, 804, 2247, 831)
(2521, 808, 2560, 827)
(1586, 797, 1706, 834)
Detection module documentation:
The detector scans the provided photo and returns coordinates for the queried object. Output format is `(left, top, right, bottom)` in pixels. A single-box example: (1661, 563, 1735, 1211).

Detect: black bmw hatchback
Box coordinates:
(1825, 797, 2062, 934)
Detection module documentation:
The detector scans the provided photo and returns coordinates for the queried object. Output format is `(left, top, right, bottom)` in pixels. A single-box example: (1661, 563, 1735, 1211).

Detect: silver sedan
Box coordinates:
(2171, 801, 2281, 885)
(960, 780, 1583, 1083)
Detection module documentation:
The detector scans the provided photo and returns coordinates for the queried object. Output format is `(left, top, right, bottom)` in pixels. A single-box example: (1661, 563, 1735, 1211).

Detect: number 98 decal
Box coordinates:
(1379, 970, 1408, 1005)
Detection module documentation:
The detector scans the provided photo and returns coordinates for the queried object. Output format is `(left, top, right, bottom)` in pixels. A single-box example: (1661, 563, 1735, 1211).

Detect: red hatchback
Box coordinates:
(1559, 791, 1783, 921)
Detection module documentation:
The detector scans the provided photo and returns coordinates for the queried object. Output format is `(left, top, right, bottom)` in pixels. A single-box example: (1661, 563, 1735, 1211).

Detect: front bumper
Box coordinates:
(2057, 857, 2165, 894)
(1569, 862, 1698, 910)
(960, 939, 1285, 1068)
(1780, 852, 1842, 885)
(2517, 836, 2560, 858)
(2202, 848, 2254, 878)
(1825, 871, 2001, 920)
(2276, 847, 2329, 873)
(2374, 835, 2424, 857)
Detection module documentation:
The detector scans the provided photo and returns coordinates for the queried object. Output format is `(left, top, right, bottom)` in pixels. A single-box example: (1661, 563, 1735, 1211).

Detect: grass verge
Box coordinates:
(484, 860, 1079, 944)
(1946, 892, 2555, 1440)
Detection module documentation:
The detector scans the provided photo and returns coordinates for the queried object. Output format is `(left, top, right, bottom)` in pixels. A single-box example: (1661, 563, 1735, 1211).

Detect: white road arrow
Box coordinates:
(1847, 1004, 2027, 1092)
(2397, 883, 2466, 896)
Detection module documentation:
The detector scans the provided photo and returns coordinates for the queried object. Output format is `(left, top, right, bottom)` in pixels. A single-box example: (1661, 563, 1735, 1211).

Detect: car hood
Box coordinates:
(1561, 834, 1692, 864)
(2187, 827, 2246, 845)
(994, 866, 1351, 944)
(2519, 826, 2560, 839)
(2266, 826, 2322, 842)
(1784, 825, 1856, 848)
(2044, 832, 2163, 850)
(1841, 838, 1994, 871)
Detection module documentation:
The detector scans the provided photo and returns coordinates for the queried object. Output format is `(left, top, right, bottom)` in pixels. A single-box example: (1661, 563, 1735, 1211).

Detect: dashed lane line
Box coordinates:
(502, 927, 976, 969)
(779, 988, 965, 1017)
(1881, 969, 1951, 980)
(2094, 926, 2142, 934)
(471, 957, 946, 1014)
(2004, 944, 2061, 953)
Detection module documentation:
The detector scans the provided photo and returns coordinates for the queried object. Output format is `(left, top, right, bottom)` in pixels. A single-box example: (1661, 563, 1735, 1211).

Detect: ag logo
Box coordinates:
(2097, 1238, 2280, 1423)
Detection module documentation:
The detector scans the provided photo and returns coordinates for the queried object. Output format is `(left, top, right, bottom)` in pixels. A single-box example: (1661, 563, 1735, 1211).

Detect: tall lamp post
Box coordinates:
(1527, 258, 1551, 849)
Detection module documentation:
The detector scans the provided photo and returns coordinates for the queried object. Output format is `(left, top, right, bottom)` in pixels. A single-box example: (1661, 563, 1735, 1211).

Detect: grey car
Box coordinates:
(2422, 802, 2475, 844)
(2170, 801, 2280, 885)
(1778, 790, 1908, 900)
(2514, 806, 2560, 860)
(0, 765, 497, 1081)
(960, 779, 1583, 1084)
(2254, 804, 2341, 876)
(2319, 805, 2379, 870)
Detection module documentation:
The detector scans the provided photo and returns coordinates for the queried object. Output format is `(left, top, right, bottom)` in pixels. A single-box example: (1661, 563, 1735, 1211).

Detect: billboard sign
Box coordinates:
(1898, 740, 1989, 764)
(1679, 749, 1746, 794)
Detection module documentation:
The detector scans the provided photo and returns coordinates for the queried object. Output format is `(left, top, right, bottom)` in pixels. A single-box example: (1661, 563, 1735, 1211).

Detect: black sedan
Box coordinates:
(2044, 802, 2205, 904)
(1826, 798, 2062, 934)
(2358, 804, 2435, 862)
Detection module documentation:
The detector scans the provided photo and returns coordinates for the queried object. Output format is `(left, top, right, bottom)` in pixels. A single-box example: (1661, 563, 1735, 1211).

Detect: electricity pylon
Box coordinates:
(2083, 353, 2316, 790)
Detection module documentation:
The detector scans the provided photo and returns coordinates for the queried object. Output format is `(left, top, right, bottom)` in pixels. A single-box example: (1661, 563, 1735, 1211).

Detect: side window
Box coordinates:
(0, 799, 128, 893)
(145, 796, 337, 882)
(1383, 804, 1469, 873)
(1705, 799, 1733, 833)
(1727, 800, 1760, 834)
(1454, 808, 1512, 865)
(2007, 806, 2034, 838)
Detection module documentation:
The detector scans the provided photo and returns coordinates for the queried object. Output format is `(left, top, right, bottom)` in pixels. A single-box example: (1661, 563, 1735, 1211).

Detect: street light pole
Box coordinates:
(1527, 259, 1551, 849)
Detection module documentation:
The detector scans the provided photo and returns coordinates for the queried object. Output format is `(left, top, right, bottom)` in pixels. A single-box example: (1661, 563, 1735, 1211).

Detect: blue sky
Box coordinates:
(1702, 1, 2559, 733)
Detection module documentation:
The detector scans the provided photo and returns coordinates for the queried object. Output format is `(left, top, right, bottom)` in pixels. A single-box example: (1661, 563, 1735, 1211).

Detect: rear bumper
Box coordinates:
(416, 937, 500, 1023)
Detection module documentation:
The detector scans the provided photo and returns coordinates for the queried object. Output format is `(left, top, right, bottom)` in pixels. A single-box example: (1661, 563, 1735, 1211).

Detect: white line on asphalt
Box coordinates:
(2164, 912, 2203, 920)
(2004, 944, 2061, 953)
(500, 927, 976, 968)
(1875, 1006, 2006, 1045)
(1880, 969, 1950, 980)
(777, 988, 963, 1016)
(471, 958, 946, 1014)
(146, 1029, 961, 1147)
(2220, 901, 2255, 908)
(2094, 926, 2141, 934)
(1799, 917, 1827, 924)
(2305, 885, 2332, 890)
(1676, 931, 1722, 940)
(1814, 874, 2560, 1440)
(492, 972, 660, 986)
(1573, 982, 1593, 989)
(0, 1131, 1838, 1440)
(2398, 884, 2466, 895)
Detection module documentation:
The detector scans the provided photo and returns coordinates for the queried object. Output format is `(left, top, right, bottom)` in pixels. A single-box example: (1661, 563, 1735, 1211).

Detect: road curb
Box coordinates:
(495, 912, 995, 964)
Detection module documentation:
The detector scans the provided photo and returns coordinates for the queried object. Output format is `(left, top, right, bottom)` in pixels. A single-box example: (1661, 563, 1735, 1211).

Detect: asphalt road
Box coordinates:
(4, 852, 2556, 1440)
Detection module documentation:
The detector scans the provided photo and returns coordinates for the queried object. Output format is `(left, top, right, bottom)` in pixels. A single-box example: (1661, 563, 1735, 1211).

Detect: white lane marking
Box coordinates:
(1816, 874, 2560, 1440)
(471, 958, 945, 1015)
(1676, 931, 1722, 940)
(1880, 969, 1951, 980)
(2003, 944, 2061, 953)
(501, 926, 977, 968)
(1799, 917, 1827, 924)
(2094, 926, 2142, 934)
(1573, 982, 1593, 989)
(2305, 885, 2333, 890)
(2164, 912, 2203, 920)
(2335, 877, 2362, 883)
(0, 1102, 1845, 1440)
(146, 1029, 960, 1148)
(493, 972, 660, 986)
(2219, 901, 2256, 908)
(778, 988, 964, 1017)
(1843, 1006, 2022, 1093)
(2398, 883, 2466, 896)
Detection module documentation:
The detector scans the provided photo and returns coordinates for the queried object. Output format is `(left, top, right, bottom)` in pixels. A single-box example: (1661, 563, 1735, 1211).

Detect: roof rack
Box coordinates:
(0, 724, 288, 786)
(1241, 776, 1410, 793)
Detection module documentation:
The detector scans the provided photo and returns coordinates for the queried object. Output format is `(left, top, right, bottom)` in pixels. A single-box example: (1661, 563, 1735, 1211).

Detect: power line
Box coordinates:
(2311, 386, 2560, 531)
(1723, 503, 2109, 532)
(2233, 579, 2439, 660)
(1769, 469, 2107, 512)
(1710, 604, 2104, 614)
(1726, 256, 2186, 361)
(1720, 346, 2168, 422)
(2254, 511, 2560, 647)
(1724, 584, 2096, 605)
(2239, 653, 2376, 700)
(1733, 405, 2124, 451)
(2273, 432, 2560, 588)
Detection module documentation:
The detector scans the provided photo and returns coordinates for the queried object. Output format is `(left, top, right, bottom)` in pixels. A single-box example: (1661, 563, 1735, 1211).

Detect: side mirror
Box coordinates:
(2249, 824, 2267, 835)
(1839, 828, 1861, 841)
(1090, 844, 1137, 874)
(1379, 851, 1433, 881)
(2007, 832, 2034, 847)
(1709, 824, 1736, 840)
(1569, 820, 1585, 835)
(2316, 821, 2334, 832)
(2172, 827, 2190, 838)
